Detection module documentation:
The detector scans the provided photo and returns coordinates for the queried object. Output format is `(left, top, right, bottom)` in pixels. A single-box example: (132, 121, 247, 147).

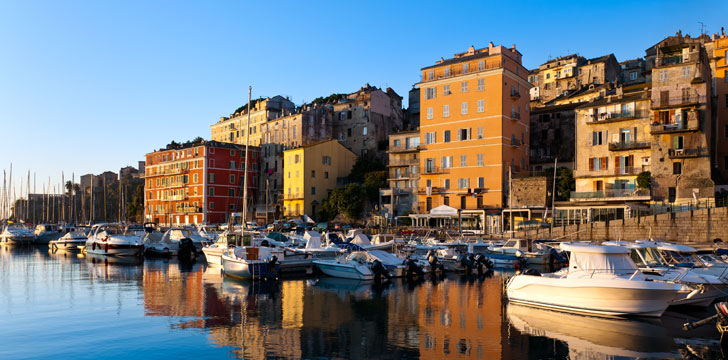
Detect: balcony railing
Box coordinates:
(668, 147, 708, 158)
(587, 110, 649, 124)
(570, 188, 650, 200)
(608, 141, 651, 151)
(422, 166, 450, 175)
(651, 95, 705, 109)
(421, 61, 504, 83)
(613, 166, 644, 175)
(173, 206, 202, 213)
(510, 90, 521, 99)
(510, 112, 521, 120)
(283, 194, 304, 200)
(650, 122, 698, 134)
(417, 187, 444, 195)
(388, 158, 419, 167)
(388, 145, 421, 153)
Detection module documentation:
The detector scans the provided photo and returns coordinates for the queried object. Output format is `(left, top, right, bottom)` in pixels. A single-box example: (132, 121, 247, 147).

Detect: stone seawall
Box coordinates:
(507, 207, 728, 246)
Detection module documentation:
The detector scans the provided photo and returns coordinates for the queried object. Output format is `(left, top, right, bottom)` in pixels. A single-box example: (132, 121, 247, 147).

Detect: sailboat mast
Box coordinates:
(509, 166, 513, 240)
(242, 86, 252, 230)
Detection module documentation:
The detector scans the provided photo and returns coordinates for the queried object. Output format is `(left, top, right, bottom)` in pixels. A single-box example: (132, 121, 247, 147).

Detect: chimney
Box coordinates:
(511, 44, 516, 50)
(616, 85, 623, 99)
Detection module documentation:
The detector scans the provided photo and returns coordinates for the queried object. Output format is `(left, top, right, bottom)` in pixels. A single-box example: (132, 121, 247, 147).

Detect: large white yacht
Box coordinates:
(85, 223, 143, 257)
(506, 242, 682, 317)
(0, 223, 35, 245)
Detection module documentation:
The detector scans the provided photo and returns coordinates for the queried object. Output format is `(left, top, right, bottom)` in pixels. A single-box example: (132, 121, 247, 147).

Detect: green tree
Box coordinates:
(637, 171, 651, 189)
(363, 170, 387, 203)
(348, 155, 385, 183)
(317, 183, 367, 221)
(543, 167, 575, 201)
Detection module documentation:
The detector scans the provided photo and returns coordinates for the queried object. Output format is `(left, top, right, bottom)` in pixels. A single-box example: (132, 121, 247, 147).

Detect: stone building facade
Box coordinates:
(380, 130, 420, 219)
(529, 102, 578, 172)
(210, 96, 295, 146)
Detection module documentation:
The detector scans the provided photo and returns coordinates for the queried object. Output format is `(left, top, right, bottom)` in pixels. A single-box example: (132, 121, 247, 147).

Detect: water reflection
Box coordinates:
(1, 245, 725, 359)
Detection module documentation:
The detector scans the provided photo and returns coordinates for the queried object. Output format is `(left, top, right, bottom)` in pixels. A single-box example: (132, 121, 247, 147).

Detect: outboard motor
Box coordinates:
(267, 255, 279, 278)
(473, 253, 493, 274)
(460, 254, 474, 275)
(404, 257, 425, 278)
(178, 238, 196, 262)
(427, 250, 445, 273)
(371, 259, 391, 282)
(683, 301, 728, 352)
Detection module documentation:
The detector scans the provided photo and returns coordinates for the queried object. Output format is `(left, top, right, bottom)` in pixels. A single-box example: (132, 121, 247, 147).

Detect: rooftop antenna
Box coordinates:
(699, 22, 706, 35)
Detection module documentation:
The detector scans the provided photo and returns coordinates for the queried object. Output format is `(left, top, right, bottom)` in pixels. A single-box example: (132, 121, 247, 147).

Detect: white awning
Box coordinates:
(429, 205, 458, 216)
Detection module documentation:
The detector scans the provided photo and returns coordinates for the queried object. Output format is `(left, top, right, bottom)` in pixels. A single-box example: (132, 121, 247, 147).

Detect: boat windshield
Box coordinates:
(633, 247, 664, 267)
(660, 250, 704, 267)
(7, 224, 29, 230)
(99, 225, 123, 235)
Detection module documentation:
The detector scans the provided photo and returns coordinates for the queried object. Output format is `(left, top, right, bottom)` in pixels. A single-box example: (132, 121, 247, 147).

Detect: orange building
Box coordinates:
(144, 140, 259, 226)
(417, 43, 530, 212)
(713, 32, 728, 180)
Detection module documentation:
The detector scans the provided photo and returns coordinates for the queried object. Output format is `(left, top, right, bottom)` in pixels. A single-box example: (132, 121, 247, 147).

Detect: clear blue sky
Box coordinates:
(1, 0, 726, 193)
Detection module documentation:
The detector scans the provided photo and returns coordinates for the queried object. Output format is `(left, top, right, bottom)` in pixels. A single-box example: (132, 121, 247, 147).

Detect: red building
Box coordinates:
(144, 140, 259, 226)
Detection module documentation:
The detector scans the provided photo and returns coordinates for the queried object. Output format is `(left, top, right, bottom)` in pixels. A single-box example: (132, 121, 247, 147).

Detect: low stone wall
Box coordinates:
(502, 207, 728, 246)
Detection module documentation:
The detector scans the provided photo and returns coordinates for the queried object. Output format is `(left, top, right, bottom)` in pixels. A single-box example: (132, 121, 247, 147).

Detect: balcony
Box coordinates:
(587, 110, 649, 124)
(422, 166, 450, 175)
(510, 90, 521, 99)
(421, 61, 503, 83)
(650, 121, 698, 134)
(668, 147, 708, 159)
(387, 158, 419, 167)
(283, 194, 304, 200)
(173, 206, 202, 214)
(608, 141, 651, 151)
(651, 95, 705, 110)
(612, 166, 644, 176)
(388, 145, 421, 153)
(570, 188, 650, 201)
(510, 112, 521, 120)
(417, 187, 444, 195)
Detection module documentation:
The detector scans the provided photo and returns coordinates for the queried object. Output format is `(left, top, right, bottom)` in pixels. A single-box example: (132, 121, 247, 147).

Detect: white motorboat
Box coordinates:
(85, 223, 144, 257)
(49, 231, 88, 251)
(221, 246, 281, 280)
(313, 252, 377, 280)
(655, 242, 728, 282)
(33, 223, 63, 244)
(506, 242, 682, 317)
(142, 230, 176, 256)
(604, 240, 723, 307)
(487, 238, 555, 266)
(0, 223, 35, 245)
(366, 250, 407, 277)
(202, 230, 240, 266)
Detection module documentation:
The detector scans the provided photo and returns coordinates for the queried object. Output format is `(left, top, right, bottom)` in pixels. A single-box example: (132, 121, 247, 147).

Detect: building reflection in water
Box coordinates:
(136, 261, 724, 359)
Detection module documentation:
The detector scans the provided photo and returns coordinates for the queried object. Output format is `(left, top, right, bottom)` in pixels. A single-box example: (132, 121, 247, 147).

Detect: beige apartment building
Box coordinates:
(380, 130, 420, 219)
(210, 95, 295, 146)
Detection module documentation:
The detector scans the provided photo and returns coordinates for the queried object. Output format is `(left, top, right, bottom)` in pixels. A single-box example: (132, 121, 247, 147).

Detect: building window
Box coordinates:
(443, 196, 449, 206)
(478, 60, 484, 71)
(441, 156, 453, 168)
(427, 107, 433, 119)
(363, 127, 368, 136)
(311, 170, 315, 178)
(444, 67, 450, 77)
(443, 84, 451, 95)
(444, 179, 450, 189)
(659, 70, 668, 82)
(461, 81, 468, 93)
(229, 174, 235, 184)
(443, 105, 450, 117)
(477, 127, 483, 139)
(424, 87, 437, 99)
(208, 172, 215, 183)
(458, 178, 470, 189)
(458, 128, 470, 141)
(673, 162, 682, 175)
(478, 177, 484, 188)
(228, 188, 235, 197)
(592, 131, 604, 146)
(477, 79, 484, 91)
(444, 130, 451, 143)
(325, 172, 329, 179)
(425, 132, 436, 144)
(193, 173, 198, 183)
(460, 155, 467, 167)
(477, 153, 484, 166)
(209, 187, 215, 196)
(682, 66, 690, 78)
(209, 201, 215, 209)
(461, 102, 468, 115)
(477, 99, 484, 113)
(428, 70, 434, 80)
(462, 63, 469, 74)
(311, 187, 316, 195)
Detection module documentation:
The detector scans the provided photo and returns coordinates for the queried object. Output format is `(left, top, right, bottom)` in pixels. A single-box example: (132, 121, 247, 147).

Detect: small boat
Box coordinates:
(33, 223, 63, 244)
(49, 231, 88, 251)
(221, 246, 281, 280)
(0, 223, 35, 245)
(313, 252, 377, 280)
(202, 230, 240, 266)
(506, 242, 682, 317)
(604, 240, 723, 307)
(487, 238, 558, 266)
(85, 223, 144, 257)
(655, 242, 728, 282)
(142, 230, 175, 256)
(366, 250, 407, 277)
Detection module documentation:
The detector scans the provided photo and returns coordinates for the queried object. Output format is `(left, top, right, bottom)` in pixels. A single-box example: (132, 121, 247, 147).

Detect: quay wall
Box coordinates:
(505, 207, 728, 246)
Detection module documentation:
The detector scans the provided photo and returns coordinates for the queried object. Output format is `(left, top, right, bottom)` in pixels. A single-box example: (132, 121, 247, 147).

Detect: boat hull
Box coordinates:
(50, 240, 86, 251)
(34, 232, 63, 244)
(314, 260, 374, 280)
(507, 275, 678, 317)
(85, 243, 143, 257)
(0, 235, 35, 245)
(221, 255, 279, 280)
(202, 247, 225, 266)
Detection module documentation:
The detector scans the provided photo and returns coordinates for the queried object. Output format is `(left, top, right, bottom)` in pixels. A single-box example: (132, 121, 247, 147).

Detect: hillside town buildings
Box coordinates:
(379, 130, 421, 219)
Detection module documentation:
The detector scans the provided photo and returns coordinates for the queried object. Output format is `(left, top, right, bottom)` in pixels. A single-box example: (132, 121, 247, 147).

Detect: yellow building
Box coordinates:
(282, 140, 357, 218)
(417, 43, 530, 212)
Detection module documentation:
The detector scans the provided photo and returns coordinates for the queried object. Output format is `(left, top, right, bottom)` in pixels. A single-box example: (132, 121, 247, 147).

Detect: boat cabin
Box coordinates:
(35, 224, 60, 234)
(559, 242, 641, 277)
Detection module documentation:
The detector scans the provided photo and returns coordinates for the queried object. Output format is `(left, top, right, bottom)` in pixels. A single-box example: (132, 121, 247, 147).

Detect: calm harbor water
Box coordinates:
(0, 245, 725, 359)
